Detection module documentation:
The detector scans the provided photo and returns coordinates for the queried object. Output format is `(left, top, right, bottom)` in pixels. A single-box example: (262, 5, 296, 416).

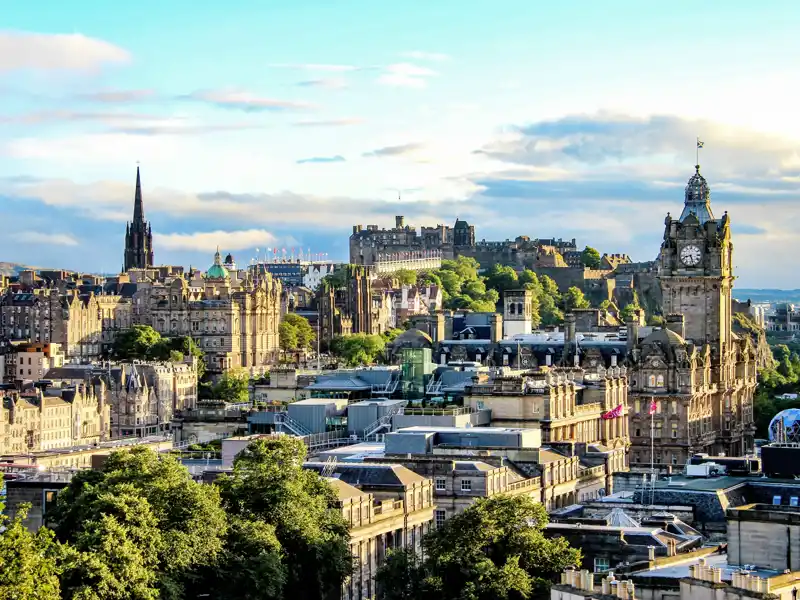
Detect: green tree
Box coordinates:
(484, 264, 519, 293)
(216, 437, 353, 600)
(282, 313, 316, 351)
(322, 269, 349, 289)
(213, 367, 250, 403)
(540, 294, 564, 326)
(376, 495, 580, 600)
(580, 246, 602, 269)
(395, 269, 418, 286)
(0, 505, 62, 600)
(330, 333, 387, 366)
(279, 321, 299, 356)
(519, 269, 542, 292)
(620, 303, 639, 323)
(563, 286, 590, 311)
(49, 447, 229, 600)
(112, 324, 162, 360)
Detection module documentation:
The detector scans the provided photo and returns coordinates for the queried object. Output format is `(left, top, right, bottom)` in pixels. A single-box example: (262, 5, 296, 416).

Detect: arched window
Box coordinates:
(648, 375, 657, 387)
(509, 303, 516, 314)
(517, 302, 523, 314)
(656, 375, 665, 387)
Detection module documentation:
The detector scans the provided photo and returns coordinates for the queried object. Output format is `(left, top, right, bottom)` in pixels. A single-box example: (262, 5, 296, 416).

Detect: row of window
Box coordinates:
(434, 478, 472, 492)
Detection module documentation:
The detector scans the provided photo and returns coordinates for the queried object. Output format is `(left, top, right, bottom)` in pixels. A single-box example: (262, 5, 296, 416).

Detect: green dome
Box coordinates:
(206, 248, 230, 279)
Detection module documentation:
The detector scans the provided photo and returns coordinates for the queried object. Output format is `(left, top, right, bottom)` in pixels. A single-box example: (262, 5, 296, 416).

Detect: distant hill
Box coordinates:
(735, 289, 800, 304)
(0, 262, 29, 277)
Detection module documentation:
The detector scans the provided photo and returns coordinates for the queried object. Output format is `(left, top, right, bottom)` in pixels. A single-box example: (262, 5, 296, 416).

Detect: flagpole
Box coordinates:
(696, 136, 699, 166)
(650, 399, 655, 505)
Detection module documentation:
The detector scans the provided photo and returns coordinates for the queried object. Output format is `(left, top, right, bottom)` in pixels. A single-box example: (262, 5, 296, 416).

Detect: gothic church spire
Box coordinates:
(133, 166, 145, 222)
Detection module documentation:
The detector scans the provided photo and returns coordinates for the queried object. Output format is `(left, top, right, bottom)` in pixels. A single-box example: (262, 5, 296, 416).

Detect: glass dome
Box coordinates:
(767, 408, 800, 443)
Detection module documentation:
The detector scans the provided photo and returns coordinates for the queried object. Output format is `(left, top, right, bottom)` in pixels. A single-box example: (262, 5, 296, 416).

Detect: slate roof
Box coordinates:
(304, 461, 426, 489)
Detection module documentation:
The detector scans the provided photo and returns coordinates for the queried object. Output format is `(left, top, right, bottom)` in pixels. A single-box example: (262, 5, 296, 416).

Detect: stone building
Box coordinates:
(0, 383, 109, 455)
(96, 294, 133, 355)
(123, 167, 154, 271)
(133, 249, 282, 376)
(0, 289, 102, 360)
(12, 342, 65, 381)
(627, 165, 757, 465)
(46, 360, 197, 438)
(318, 265, 392, 344)
(303, 461, 435, 600)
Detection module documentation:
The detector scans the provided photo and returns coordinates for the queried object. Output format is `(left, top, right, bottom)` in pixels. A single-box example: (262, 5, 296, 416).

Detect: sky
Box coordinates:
(1, 1, 800, 288)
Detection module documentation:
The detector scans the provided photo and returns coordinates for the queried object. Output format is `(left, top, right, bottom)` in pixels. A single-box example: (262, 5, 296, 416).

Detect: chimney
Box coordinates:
(565, 313, 576, 347)
(490, 314, 503, 344)
(665, 314, 685, 338)
(626, 311, 640, 353)
(396, 215, 405, 229)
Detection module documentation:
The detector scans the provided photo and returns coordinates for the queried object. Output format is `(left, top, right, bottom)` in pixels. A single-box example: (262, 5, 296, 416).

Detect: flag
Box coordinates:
(601, 404, 623, 420)
(697, 140, 704, 148)
(649, 400, 657, 415)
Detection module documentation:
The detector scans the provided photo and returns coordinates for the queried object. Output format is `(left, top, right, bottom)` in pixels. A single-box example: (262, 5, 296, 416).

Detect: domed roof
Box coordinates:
(768, 408, 800, 443)
(206, 248, 230, 280)
(679, 165, 715, 224)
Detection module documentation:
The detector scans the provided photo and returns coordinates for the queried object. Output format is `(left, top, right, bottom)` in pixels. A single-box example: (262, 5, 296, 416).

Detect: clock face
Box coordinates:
(680, 244, 702, 266)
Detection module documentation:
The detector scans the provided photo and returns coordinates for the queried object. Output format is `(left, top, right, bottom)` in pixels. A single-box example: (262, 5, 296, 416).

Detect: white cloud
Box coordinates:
(12, 231, 79, 246)
(295, 77, 348, 89)
(182, 89, 315, 111)
(401, 51, 450, 62)
(154, 229, 280, 252)
(269, 63, 362, 72)
(293, 118, 363, 127)
(0, 31, 130, 72)
(378, 63, 437, 88)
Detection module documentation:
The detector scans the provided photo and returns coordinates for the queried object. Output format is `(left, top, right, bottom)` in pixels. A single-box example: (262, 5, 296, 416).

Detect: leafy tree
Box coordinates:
(484, 264, 519, 293)
(197, 517, 285, 600)
(279, 321, 299, 356)
(519, 269, 542, 292)
(563, 286, 590, 311)
(282, 313, 316, 351)
(112, 324, 162, 360)
(395, 269, 418, 286)
(0, 505, 62, 600)
(213, 367, 251, 403)
(383, 328, 405, 344)
(49, 447, 229, 600)
(620, 303, 639, 323)
(580, 246, 602, 269)
(322, 268, 349, 289)
(599, 299, 611, 310)
(376, 495, 580, 600)
(540, 275, 560, 300)
(330, 333, 387, 366)
(418, 271, 442, 288)
(540, 294, 564, 326)
(216, 437, 353, 600)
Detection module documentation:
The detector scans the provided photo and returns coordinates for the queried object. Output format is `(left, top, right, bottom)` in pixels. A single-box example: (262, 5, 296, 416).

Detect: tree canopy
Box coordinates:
(330, 333, 387, 366)
(280, 313, 316, 355)
(111, 324, 205, 379)
(49, 447, 229, 600)
(580, 246, 601, 269)
(216, 436, 353, 600)
(420, 257, 499, 312)
(0, 505, 63, 600)
(212, 367, 250, 403)
(562, 286, 590, 311)
(376, 495, 580, 600)
(394, 269, 418, 286)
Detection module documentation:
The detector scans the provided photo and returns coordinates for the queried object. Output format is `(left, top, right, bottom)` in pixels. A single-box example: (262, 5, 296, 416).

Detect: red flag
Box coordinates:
(602, 404, 623, 419)
(649, 400, 657, 415)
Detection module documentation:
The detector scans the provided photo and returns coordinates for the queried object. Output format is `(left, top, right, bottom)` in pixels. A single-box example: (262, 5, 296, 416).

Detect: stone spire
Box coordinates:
(132, 166, 144, 222)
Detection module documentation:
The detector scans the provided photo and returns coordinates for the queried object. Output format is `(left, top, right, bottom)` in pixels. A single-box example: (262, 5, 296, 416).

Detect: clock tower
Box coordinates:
(657, 165, 733, 348)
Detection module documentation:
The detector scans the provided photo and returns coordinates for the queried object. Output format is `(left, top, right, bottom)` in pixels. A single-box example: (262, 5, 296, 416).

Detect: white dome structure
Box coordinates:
(767, 408, 800, 443)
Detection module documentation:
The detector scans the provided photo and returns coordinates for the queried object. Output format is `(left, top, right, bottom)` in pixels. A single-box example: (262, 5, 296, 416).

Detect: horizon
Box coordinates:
(2, 1, 799, 287)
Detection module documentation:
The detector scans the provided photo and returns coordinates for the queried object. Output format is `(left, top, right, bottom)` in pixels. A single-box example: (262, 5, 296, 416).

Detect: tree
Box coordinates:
(49, 447, 229, 600)
(580, 246, 601, 269)
(563, 286, 590, 311)
(395, 269, 418, 286)
(281, 313, 316, 352)
(330, 333, 386, 366)
(620, 303, 639, 323)
(540, 294, 564, 326)
(376, 495, 580, 600)
(0, 505, 62, 600)
(112, 324, 162, 360)
(279, 321, 298, 357)
(216, 437, 353, 600)
(213, 367, 250, 403)
(484, 264, 519, 294)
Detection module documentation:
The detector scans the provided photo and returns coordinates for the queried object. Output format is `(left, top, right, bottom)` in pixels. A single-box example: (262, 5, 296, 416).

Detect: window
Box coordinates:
(635, 428, 641, 437)
(656, 375, 664, 387)
(648, 375, 656, 387)
(671, 423, 679, 438)
(435, 478, 446, 491)
(435, 509, 446, 528)
(460, 479, 472, 492)
(594, 558, 610, 573)
(43, 489, 59, 517)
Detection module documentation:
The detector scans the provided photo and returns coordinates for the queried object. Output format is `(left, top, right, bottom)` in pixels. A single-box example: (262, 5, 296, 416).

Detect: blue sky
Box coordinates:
(1, 1, 800, 287)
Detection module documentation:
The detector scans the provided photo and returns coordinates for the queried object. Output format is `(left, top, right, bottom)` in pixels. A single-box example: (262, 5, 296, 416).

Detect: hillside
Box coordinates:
(0, 262, 29, 277)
